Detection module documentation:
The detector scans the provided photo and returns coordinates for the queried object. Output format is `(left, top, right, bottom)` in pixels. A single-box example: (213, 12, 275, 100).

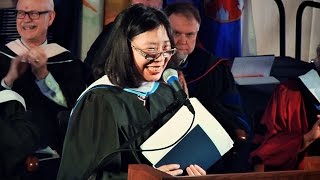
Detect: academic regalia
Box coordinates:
(0, 89, 39, 180)
(180, 47, 250, 139)
(0, 40, 88, 150)
(178, 47, 251, 173)
(250, 80, 320, 171)
(57, 75, 177, 180)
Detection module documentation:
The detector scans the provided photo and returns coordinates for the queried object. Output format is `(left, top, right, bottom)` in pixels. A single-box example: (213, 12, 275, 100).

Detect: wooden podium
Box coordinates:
(128, 164, 320, 180)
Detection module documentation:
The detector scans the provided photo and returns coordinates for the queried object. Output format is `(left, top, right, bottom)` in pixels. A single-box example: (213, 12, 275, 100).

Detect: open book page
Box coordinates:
(140, 98, 233, 170)
(231, 55, 275, 77)
(231, 55, 279, 85)
(299, 69, 320, 103)
(234, 76, 280, 85)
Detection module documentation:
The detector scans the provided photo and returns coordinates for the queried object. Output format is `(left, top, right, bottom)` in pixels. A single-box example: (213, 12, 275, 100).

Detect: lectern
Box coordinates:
(128, 164, 320, 180)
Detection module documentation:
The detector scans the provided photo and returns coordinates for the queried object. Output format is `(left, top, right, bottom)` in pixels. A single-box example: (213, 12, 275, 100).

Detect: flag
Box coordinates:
(241, 0, 257, 56)
(198, 0, 243, 58)
(166, 0, 247, 59)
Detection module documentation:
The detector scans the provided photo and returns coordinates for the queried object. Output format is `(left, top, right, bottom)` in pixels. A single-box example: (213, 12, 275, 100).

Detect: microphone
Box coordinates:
(162, 68, 195, 114)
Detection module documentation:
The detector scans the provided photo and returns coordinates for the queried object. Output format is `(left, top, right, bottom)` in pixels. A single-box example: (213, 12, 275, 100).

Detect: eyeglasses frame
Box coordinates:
(130, 44, 176, 61)
(15, 10, 51, 20)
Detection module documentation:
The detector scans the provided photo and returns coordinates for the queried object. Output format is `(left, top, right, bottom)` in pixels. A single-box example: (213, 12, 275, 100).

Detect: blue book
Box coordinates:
(155, 124, 222, 170)
(140, 98, 233, 171)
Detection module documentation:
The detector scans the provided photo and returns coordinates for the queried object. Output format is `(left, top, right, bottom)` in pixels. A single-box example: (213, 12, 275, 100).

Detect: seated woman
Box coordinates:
(57, 4, 206, 179)
(250, 80, 320, 171)
(0, 88, 40, 179)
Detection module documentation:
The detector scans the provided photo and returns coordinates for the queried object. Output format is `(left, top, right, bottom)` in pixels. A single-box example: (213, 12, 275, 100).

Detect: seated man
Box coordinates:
(251, 80, 320, 171)
(0, 0, 88, 153)
(0, 87, 39, 179)
(164, 3, 251, 173)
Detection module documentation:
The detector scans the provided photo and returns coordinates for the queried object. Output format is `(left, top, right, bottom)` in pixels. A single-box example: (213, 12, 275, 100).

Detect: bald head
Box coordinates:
(131, 0, 163, 9)
(17, 0, 54, 11)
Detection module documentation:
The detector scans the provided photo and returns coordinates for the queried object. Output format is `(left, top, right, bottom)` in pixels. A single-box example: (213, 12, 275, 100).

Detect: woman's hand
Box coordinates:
(156, 164, 183, 176)
(157, 164, 206, 176)
(186, 164, 206, 176)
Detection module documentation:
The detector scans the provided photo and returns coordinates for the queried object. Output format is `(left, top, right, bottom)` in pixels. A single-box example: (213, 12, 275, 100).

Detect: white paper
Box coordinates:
(234, 76, 280, 85)
(231, 55, 279, 85)
(231, 55, 275, 77)
(299, 69, 320, 102)
(140, 98, 233, 165)
(35, 146, 60, 161)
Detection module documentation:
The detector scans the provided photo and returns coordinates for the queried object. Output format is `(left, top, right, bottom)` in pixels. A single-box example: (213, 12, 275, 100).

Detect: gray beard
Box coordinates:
(170, 52, 188, 68)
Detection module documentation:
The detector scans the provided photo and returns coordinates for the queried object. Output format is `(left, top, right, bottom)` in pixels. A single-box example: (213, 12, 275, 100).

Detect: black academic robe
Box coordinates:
(57, 83, 177, 180)
(178, 47, 252, 173)
(181, 47, 250, 138)
(0, 90, 39, 180)
(0, 44, 88, 150)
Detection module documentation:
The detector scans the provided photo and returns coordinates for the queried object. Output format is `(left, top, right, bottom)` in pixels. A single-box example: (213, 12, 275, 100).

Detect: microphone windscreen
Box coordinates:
(162, 68, 178, 83)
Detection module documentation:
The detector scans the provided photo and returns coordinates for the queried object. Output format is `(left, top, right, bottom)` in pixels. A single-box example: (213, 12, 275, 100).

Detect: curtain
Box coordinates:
(242, 0, 257, 56)
(81, 0, 130, 60)
(52, 0, 82, 58)
(251, 0, 320, 61)
(81, 0, 105, 60)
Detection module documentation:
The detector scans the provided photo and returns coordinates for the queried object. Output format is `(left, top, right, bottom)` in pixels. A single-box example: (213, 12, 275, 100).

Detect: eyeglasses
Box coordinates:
(131, 44, 176, 61)
(15, 10, 51, 20)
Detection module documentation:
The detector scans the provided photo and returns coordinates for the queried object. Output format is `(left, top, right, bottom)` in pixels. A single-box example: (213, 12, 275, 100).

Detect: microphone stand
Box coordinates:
(87, 99, 183, 179)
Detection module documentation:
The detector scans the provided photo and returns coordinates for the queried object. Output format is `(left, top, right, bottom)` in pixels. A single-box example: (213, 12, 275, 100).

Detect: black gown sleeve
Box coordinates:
(0, 99, 39, 178)
(58, 84, 176, 180)
(192, 62, 250, 138)
(57, 90, 127, 180)
(48, 52, 89, 108)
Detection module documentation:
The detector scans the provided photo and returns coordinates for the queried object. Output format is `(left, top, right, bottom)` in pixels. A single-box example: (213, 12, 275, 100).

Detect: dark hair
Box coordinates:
(164, 2, 201, 25)
(94, 4, 174, 88)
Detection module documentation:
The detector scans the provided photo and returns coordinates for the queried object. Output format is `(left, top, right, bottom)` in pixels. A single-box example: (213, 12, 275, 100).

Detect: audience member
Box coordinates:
(0, 0, 88, 153)
(84, 0, 163, 79)
(0, 88, 39, 180)
(57, 4, 206, 179)
(164, 2, 251, 173)
(312, 44, 320, 70)
(251, 80, 320, 171)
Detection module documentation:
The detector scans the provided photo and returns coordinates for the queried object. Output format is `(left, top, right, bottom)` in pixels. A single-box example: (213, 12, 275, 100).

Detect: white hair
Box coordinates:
(48, 0, 55, 11)
(16, 0, 55, 10)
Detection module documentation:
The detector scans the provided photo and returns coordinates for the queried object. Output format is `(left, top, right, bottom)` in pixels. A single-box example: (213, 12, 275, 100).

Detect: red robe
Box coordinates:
(251, 81, 309, 170)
